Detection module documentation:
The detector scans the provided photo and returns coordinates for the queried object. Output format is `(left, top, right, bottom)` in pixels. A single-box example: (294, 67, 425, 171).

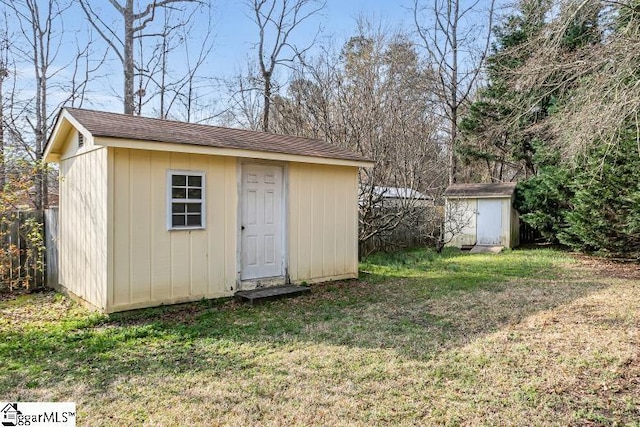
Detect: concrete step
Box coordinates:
(470, 245, 504, 254)
(235, 285, 311, 305)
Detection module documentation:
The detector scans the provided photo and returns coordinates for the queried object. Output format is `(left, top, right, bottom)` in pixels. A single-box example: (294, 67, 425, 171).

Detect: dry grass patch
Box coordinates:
(1, 249, 638, 425)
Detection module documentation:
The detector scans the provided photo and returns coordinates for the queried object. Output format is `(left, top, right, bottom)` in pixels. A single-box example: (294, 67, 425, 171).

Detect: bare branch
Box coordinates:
(78, 0, 125, 61)
(246, 0, 325, 131)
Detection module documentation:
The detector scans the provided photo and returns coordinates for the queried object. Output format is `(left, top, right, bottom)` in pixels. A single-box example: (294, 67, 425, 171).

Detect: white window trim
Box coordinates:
(167, 169, 206, 231)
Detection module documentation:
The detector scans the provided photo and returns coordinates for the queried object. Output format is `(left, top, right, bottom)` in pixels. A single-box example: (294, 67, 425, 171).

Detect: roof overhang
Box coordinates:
(45, 109, 374, 168)
(44, 109, 92, 162)
(444, 194, 514, 200)
(443, 183, 517, 199)
(95, 137, 374, 168)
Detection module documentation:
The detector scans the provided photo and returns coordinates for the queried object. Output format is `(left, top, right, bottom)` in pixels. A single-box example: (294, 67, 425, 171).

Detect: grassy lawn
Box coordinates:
(1, 248, 639, 426)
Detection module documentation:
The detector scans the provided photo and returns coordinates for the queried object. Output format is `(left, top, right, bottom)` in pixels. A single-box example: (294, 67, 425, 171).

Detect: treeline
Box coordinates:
(0, 0, 496, 250)
(458, 0, 640, 257)
(0, 0, 639, 256)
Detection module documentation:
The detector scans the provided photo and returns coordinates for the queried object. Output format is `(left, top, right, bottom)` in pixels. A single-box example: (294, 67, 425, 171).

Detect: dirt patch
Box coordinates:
(571, 254, 640, 280)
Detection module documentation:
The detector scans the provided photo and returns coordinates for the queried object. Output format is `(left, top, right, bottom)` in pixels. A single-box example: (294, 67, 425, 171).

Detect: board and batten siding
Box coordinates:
(108, 148, 238, 312)
(58, 135, 109, 310)
(288, 163, 359, 283)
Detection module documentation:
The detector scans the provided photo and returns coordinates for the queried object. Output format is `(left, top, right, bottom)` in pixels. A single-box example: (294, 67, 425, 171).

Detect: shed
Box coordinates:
(44, 108, 373, 313)
(443, 182, 519, 249)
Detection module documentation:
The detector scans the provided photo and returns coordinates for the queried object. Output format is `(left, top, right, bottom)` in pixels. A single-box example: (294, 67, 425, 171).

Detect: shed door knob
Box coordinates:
(241, 226, 245, 230)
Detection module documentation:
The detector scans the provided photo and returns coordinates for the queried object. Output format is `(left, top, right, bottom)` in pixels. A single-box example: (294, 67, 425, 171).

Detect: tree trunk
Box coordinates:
(32, 7, 44, 210)
(449, 106, 457, 185)
(414, 0, 494, 186)
(123, 0, 135, 115)
(448, 0, 459, 185)
(0, 73, 5, 191)
(262, 74, 271, 132)
(39, 53, 48, 209)
(159, 37, 167, 119)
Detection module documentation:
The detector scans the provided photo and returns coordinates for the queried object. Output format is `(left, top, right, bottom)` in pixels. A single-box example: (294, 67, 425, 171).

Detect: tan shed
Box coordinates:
(443, 183, 519, 249)
(44, 108, 373, 313)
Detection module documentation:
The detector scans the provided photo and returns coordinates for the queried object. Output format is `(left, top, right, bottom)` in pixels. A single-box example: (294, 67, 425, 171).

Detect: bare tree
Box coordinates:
(0, 21, 9, 191)
(337, 26, 445, 251)
(0, 0, 75, 209)
(224, 62, 265, 130)
(270, 22, 446, 252)
(505, 0, 637, 159)
(64, 31, 109, 109)
(151, 6, 216, 121)
(0, 0, 100, 209)
(413, 0, 495, 184)
(78, 0, 201, 115)
(247, 0, 325, 131)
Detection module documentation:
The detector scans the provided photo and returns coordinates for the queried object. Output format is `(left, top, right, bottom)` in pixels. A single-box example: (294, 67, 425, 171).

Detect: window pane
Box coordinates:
(187, 189, 202, 199)
(170, 172, 205, 229)
(172, 187, 186, 199)
(186, 214, 202, 226)
(172, 203, 186, 214)
(186, 203, 201, 213)
(172, 175, 186, 186)
(188, 175, 202, 187)
(172, 215, 186, 227)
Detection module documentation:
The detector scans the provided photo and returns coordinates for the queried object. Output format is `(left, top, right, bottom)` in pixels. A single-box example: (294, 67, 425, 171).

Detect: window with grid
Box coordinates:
(168, 171, 205, 229)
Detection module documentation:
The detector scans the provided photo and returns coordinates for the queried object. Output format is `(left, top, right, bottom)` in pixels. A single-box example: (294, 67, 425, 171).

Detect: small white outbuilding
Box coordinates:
(443, 182, 519, 249)
(44, 108, 373, 313)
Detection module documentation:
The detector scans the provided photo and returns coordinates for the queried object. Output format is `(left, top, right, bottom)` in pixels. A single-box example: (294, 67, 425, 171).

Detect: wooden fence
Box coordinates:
(519, 220, 543, 244)
(360, 206, 443, 255)
(0, 208, 58, 290)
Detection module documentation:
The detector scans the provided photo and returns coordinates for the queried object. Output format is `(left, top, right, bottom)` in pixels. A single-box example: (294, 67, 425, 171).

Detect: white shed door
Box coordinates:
(241, 164, 284, 280)
(476, 199, 503, 245)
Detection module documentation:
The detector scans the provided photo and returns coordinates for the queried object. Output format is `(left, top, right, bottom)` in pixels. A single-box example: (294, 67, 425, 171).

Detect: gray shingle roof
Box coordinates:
(443, 182, 517, 198)
(62, 108, 369, 163)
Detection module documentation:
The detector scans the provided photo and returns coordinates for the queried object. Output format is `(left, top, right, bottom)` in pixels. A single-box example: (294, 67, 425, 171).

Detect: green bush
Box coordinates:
(558, 133, 640, 257)
(516, 165, 573, 242)
(516, 130, 640, 258)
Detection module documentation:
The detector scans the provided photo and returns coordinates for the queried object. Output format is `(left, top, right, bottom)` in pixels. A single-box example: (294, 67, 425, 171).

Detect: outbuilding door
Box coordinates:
(476, 199, 503, 245)
(240, 164, 284, 280)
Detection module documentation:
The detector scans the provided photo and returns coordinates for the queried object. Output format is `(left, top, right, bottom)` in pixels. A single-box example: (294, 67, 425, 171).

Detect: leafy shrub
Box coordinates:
(0, 164, 47, 291)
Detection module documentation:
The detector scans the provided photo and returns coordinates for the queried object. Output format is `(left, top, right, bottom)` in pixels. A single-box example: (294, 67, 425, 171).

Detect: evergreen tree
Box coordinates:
(559, 130, 640, 256)
(515, 144, 573, 242)
(458, 0, 552, 182)
(459, 0, 602, 183)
